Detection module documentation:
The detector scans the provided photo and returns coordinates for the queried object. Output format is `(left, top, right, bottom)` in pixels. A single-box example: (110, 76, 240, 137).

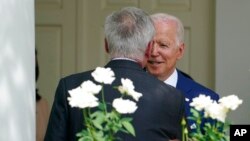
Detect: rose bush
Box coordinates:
(67, 67, 142, 141)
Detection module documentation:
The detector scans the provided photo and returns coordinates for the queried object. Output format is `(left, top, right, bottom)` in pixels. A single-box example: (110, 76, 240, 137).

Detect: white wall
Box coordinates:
(216, 0, 250, 124)
(0, 0, 35, 141)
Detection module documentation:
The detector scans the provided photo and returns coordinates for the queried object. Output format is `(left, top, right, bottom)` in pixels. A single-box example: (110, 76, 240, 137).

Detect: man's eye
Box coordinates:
(160, 44, 168, 48)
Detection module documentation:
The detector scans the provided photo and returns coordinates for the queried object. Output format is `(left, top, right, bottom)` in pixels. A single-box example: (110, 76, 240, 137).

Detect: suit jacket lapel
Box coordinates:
(176, 70, 193, 97)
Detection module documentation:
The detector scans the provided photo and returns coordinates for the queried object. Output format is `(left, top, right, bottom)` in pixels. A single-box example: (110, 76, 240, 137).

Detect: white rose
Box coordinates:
(68, 86, 99, 109)
(219, 94, 243, 110)
(129, 91, 143, 102)
(80, 80, 102, 95)
(204, 101, 227, 122)
(112, 98, 138, 114)
(91, 67, 115, 84)
(118, 78, 142, 101)
(190, 94, 213, 111)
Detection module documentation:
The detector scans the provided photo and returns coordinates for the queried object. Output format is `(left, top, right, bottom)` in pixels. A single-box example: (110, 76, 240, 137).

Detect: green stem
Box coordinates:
(83, 109, 89, 127)
(83, 109, 97, 141)
(182, 119, 185, 141)
(196, 113, 202, 135)
(101, 84, 107, 114)
(182, 118, 189, 141)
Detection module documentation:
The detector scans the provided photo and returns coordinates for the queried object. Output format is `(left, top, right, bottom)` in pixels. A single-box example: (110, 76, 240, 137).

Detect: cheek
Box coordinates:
(160, 51, 179, 66)
(160, 51, 173, 60)
(168, 49, 180, 59)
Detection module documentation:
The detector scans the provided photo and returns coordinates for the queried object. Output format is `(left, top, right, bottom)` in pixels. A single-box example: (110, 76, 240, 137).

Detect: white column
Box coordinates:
(0, 0, 35, 141)
(216, 0, 250, 124)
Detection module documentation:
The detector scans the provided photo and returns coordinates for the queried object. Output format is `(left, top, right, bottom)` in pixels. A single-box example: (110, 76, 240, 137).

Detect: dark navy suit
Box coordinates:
(176, 70, 219, 133)
(45, 60, 185, 141)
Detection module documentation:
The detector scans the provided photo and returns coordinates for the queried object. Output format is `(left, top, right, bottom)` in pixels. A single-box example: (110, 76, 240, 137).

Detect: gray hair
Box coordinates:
(104, 7, 155, 61)
(150, 13, 184, 46)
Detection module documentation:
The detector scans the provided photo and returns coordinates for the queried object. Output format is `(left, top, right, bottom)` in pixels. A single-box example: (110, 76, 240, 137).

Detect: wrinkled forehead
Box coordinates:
(154, 20, 178, 36)
(153, 20, 178, 45)
(154, 18, 177, 28)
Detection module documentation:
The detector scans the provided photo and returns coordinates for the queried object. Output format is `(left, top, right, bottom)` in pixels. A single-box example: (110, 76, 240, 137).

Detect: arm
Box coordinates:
(44, 79, 69, 141)
(176, 91, 185, 140)
(163, 87, 185, 141)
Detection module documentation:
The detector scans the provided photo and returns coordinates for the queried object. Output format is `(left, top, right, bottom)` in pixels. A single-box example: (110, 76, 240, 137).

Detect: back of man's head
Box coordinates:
(104, 7, 155, 61)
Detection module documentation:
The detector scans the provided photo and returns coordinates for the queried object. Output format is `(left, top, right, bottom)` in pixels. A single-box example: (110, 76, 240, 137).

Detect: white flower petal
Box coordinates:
(219, 94, 243, 110)
(204, 101, 227, 122)
(80, 80, 102, 94)
(121, 78, 135, 91)
(118, 78, 142, 101)
(129, 91, 142, 101)
(67, 86, 99, 109)
(112, 98, 138, 114)
(190, 94, 213, 111)
(91, 67, 115, 84)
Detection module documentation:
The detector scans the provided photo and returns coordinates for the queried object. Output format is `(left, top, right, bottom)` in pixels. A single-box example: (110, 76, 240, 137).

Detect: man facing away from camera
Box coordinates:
(146, 13, 219, 134)
(45, 7, 185, 141)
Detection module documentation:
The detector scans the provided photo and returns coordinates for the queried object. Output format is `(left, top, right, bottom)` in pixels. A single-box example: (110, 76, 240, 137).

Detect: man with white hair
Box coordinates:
(147, 13, 219, 134)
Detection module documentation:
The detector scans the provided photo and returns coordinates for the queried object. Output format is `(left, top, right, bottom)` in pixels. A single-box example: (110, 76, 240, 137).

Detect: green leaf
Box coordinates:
(121, 117, 133, 122)
(90, 111, 104, 118)
(92, 121, 103, 130)
(190, 108, 200, 118)
(80, 136, 93, 141)
(98, 103, 106, 111)
(76, 130, 90, 137)
(92, 131, 105, 141)
(122, 120, 135, 136)
(204, 122, 212, 128)
(187, 116, 197, 121)
(109, 111, 120, 120)
(92, 114, 105, 130)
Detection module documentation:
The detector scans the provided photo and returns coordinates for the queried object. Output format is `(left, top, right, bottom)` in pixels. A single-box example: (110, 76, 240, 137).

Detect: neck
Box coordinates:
(111, 57, 144, 68)
(134, 57, 146, 68)
(158, 68, 176, 81)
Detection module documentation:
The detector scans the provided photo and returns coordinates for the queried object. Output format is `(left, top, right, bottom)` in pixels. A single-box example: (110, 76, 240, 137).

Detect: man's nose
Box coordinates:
(151, 43, 159, 56)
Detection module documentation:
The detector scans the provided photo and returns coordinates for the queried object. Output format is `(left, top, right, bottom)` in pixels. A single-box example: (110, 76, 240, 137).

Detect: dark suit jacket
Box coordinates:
(45, 60, 185, 141)
(176, 70, 219, 133)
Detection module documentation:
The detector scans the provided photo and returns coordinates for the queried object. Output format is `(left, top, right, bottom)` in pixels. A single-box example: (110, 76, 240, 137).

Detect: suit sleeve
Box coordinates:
(162, 87, 185, 140)
(44, 79, 69, 141)
(176, 90, 185, 140)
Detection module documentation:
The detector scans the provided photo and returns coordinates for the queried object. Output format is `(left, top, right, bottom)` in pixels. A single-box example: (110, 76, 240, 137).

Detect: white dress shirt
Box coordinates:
(164, 69, 178, 87)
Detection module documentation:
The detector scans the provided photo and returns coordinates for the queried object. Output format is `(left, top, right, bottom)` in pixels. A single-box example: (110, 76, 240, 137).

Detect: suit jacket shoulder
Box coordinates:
(176, 70, 219, 101)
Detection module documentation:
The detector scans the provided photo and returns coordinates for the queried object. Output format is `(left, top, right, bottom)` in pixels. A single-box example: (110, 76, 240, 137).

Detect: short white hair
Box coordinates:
(151, 13, 184, 46)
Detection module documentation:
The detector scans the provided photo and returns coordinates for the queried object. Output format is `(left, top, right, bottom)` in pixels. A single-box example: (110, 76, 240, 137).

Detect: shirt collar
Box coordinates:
(164, 69, 178, 87)
(111, 57, 137, 62)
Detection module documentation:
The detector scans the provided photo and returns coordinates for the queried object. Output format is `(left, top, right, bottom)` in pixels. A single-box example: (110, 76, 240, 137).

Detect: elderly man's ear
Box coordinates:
(176, 42, 185, 60)
(145, 40, 154, 58)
